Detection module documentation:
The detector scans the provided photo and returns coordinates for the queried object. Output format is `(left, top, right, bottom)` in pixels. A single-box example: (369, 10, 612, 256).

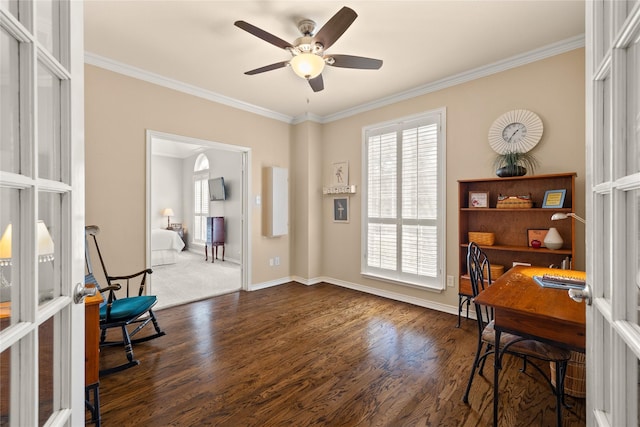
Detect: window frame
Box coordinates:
(361, 108, 447, 291)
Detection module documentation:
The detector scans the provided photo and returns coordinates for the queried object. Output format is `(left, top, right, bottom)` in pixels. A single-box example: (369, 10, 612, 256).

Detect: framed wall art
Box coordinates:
(542, 189, 566, 208)
(332, 161, 349, 186)
(469, 191, 489, 208)
(333, 197, 349, 223)
(527, 229, 549, 247)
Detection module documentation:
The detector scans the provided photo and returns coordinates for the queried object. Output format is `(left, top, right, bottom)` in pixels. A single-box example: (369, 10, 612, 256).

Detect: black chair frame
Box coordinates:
(85, 226, 166, 376)
(462, 242, 570, 427)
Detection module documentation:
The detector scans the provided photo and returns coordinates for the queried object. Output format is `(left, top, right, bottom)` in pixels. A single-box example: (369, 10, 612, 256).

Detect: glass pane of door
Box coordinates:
(35, 0, 60, 60)
(0, 347, 11, 425)
(37, 192, 60, 305)
(0, 27, 20, 174)
(0, 188, 19, 323)
(37, 62, 62, 182)
(629, 40, 639, 174)
(38, 316, 54, 425)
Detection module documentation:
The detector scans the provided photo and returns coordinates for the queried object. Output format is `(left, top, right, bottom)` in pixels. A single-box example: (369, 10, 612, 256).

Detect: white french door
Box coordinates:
(0, 1, 85, 426)
(586, 1, 640, 426)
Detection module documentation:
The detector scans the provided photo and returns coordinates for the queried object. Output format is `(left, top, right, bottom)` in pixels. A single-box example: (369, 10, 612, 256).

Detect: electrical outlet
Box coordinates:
(447, 275, 455, 287)
(269, 258, 274, 266)
(275, 256, 280, 266)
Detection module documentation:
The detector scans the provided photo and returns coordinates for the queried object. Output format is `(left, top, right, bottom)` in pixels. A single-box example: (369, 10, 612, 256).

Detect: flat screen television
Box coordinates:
(208, 177, 226, 201)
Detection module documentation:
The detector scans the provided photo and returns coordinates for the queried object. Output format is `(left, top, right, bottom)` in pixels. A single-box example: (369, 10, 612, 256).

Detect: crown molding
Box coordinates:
(84, 52, 294, 124)
(290, 112, 324, 125)
(86, 34, 584, 125)
(319, 34, 585, 123)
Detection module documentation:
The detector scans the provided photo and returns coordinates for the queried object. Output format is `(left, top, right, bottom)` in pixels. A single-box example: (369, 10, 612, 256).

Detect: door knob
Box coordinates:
(74, 282, 97, 304)
(568, 284, 592, 306)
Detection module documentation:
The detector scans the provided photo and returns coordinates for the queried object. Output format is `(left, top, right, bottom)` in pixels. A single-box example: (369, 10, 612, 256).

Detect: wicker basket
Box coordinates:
(468, 231, 495, 246)
(483, 264, 505, 279)
(551, 351, 585, 398)
(496, 194, 533, 209)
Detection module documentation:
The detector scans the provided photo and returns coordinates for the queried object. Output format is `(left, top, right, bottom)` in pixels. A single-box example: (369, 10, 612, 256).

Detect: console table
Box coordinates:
(205, 216, 225, 263)
(85, 291, 103, 426)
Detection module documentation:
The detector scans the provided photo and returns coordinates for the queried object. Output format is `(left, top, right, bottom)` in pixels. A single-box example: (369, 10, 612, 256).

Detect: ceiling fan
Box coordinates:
(234, 6, 383, 92)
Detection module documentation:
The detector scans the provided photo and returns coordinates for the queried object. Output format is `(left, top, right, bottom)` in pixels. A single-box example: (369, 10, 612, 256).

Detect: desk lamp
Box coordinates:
(551, 212, 586, 224)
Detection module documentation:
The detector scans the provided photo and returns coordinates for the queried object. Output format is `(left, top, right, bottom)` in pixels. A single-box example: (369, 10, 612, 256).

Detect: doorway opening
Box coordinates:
(145, 130, 251, 309)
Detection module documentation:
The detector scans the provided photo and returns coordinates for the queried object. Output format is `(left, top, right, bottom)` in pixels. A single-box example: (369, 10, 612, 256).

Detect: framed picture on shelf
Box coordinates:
(333, 197, 349, 223)
(332, 161, 349, 186)
(527, 229, 549, 247)
(542, 189, 567, 208)
(469, 191, 489, 208)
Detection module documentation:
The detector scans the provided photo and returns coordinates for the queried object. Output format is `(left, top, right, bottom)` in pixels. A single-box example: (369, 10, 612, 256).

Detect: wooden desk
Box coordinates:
(473, 266, 586, 426)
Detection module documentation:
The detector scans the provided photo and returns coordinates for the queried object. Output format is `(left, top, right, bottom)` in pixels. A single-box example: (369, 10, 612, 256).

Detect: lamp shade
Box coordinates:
(0, 224, 11, 259)
(161, 208, 174, 217)
(290, 53, 325, 79)
(37, 221, 54, 258)
(0, 222, 55, 262)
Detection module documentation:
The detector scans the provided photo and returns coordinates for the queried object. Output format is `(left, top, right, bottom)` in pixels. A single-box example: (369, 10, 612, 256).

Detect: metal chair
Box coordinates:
(462, 242, 571, 427)
(85, 225, 166, 376)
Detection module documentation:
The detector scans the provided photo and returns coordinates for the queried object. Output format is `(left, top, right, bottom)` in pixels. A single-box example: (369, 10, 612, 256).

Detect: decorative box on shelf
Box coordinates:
(323, 185, 357, 195)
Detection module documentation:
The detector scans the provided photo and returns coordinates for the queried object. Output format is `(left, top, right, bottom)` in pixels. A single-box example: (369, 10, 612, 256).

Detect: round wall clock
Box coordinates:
(488, 109, 543, 154)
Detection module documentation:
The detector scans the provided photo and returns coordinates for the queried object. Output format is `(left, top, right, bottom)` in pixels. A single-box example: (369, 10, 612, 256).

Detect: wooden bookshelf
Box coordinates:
(457, 173, 577, 325)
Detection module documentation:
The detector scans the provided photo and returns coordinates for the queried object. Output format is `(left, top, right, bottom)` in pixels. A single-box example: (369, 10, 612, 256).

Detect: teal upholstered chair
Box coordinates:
(85, 225, 165, 375)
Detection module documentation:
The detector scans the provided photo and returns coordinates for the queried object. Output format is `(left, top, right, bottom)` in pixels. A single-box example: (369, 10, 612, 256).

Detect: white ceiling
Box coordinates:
(84, 1, 585, 122)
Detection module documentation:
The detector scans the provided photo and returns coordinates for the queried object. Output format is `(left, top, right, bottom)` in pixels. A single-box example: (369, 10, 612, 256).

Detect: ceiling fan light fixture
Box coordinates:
(290, 53, 325, 79)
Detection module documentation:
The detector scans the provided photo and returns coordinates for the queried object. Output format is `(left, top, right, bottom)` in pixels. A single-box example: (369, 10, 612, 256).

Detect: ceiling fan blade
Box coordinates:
(234, 20, 293, 50)
(244, 61, 290, 75)
(308, 74, 324, 92)
(328, 54, 383, 70)
(313, 6, 357, 50)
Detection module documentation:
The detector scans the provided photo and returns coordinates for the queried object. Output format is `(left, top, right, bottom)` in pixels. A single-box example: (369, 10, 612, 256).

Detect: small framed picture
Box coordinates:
(332, 161, 349, 186)
(527, 229, 549, 247)
(333, 197, 349, 223)
(542, 189, 567, 208)
(469, 191, 489, 208)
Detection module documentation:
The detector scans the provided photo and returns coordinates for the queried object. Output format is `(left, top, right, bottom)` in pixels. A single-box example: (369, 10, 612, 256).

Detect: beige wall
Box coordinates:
(320, 48, 585, 308)
(85, 65, 290, 286)
(290, 121, 323, 280)
(85, 48, 585, 311)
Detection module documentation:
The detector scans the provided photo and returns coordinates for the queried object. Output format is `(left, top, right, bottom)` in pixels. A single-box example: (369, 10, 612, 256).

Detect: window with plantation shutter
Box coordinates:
(193, 154, 209, 243)
(362, 109, 445, 290)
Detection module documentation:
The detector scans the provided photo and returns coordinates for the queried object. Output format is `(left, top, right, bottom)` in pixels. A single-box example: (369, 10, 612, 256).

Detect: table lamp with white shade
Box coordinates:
(161, 208, 174, 228)
(0, 221, 54, 289)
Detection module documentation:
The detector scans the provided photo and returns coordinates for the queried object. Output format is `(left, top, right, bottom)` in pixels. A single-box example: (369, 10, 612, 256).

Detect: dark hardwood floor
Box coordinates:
(95, 282, 585, 426)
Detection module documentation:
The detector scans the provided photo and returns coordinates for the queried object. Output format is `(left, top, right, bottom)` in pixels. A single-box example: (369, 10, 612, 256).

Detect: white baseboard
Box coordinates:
(249, 276, 293, 291)
(250, 275, 476, 319)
